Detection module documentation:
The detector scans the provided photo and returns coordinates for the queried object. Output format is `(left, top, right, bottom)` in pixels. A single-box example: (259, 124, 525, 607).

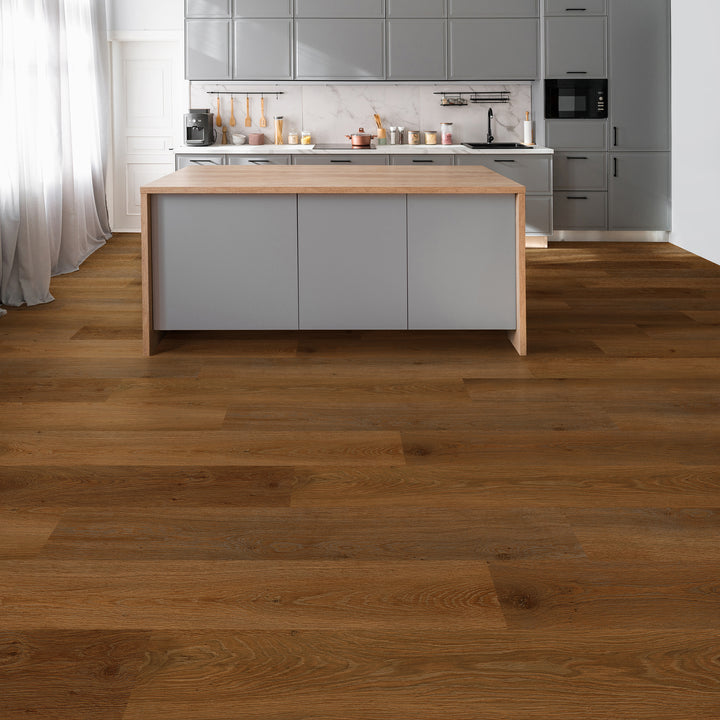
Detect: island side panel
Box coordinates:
(407, 194, 517, 331)
(508, 192, 527, 356)
(141, 191, 162, 356)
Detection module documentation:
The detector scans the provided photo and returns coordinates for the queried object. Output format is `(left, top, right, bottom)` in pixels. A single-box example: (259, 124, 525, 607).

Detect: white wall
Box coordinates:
(671, 0, 720, 265)
(106, 0, 182, 32)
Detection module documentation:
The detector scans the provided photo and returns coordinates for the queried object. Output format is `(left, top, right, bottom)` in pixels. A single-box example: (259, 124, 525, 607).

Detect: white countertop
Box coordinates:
(174, 143, 554, 156)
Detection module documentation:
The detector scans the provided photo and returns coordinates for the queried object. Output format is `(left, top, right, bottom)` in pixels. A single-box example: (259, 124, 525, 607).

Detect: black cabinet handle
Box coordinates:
(494, 159, 516, 163)
(249, 160, 270, 164)
(613, 158, 618, 177)
(567, 196, 589, 200)
(330, 159, 352, 163)
(613, 126, 618, 146)
(566, 156, 588, 160)
(412, 159, 434, 163)
(565, 7, 588, 11)
(567, 71, 588, 75)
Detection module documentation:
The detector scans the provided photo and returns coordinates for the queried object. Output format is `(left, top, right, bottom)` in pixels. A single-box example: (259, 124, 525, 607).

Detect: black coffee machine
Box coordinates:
(184, 109, 216, 146)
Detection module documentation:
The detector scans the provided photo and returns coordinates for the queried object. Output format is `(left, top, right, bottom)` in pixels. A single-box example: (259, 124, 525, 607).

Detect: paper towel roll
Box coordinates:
(523, 119, 534, 146)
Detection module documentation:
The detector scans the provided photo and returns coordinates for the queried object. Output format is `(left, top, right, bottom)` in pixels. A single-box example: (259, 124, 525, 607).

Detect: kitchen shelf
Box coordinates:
(435, 91, 511, 106)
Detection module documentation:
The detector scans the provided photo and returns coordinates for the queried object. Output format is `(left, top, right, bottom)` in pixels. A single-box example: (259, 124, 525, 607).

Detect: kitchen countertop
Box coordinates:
(173, 143, 553, 156)
(141, 164, 526, 195)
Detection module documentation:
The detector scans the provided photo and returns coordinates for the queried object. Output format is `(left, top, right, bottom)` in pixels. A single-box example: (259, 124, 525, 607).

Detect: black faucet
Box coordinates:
(487, 108, 494, 145)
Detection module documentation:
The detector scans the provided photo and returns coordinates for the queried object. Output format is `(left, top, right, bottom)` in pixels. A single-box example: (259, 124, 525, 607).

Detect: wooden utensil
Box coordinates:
(216, 96, 222, 127)
(374, 113, 382, 129)
(259, 95, 267, 128)
(245, 95, 252, 127)
(230, 96, 236, 127)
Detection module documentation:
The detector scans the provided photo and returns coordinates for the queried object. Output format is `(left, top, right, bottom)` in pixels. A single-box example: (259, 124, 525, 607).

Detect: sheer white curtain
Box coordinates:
(0, 0, 111, 308)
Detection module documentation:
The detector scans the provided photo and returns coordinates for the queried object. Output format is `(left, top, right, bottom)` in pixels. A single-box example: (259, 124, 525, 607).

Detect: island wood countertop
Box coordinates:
(141, 164, 526, 196)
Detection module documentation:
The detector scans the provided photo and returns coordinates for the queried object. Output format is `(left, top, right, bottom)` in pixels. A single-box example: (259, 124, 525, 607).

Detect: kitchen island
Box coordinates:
(141, 164, 526, 356)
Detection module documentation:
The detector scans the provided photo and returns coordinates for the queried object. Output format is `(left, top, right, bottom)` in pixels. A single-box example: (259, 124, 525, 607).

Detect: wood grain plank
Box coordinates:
(0, 508, 63, 559)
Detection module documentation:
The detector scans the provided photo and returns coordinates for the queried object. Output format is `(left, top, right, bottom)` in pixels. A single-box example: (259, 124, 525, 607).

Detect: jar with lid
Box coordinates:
(301, 130, 312, 145)
(389, 126, 398, 145)
(440, 123, 453, 145)
(397, 126, 406, 144)
(274, 116, 284, 145)
(288, 128, 299, 145)
(408, 130, 421, 145)
(425, 130, 437, 145)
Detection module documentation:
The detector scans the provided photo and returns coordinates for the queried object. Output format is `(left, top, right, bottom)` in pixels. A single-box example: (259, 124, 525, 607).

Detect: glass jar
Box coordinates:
(274, 116, 284, 145)
(389, 126, 398, 145)
(288, 129, 299, 145)
(408, 129, 421, 145)
(301, 131, 312, 145)
(440, 122, 453, 145)
(424, 130, 437, 145)
(397, 126, 406, 144)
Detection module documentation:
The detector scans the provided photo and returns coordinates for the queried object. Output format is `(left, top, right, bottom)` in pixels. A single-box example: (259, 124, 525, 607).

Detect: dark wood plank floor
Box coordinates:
(1, 236, 720, 719)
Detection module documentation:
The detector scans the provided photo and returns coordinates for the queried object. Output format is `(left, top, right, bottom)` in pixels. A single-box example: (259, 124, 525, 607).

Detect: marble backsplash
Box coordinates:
(189, 83, 534, 145)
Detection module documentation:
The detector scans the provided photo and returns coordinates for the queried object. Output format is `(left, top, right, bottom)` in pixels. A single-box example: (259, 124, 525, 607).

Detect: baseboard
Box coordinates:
(552, 230, 670, 242)
(526, 236, 549, 248)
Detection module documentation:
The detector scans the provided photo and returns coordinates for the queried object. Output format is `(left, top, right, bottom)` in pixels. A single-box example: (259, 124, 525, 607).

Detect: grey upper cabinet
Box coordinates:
(609, 0, 670, 151)
(545, 120, 608, 150)
(609, 152, 671, 230)
(387, 0, 446, 17)
(185, 19, 231, 79)
(544, 17, 607, 78)
(544, 0, 606, 15)
(233, 0, 292, 17)
(450, 0, 538, 17)
(450, 19, 538, 80)
(295, 19, 385, 80)
(186, 0, 231, 17)
(388, 19, 447, 80)
(295, 0, 385, 17)
(234, 19, 292, 79)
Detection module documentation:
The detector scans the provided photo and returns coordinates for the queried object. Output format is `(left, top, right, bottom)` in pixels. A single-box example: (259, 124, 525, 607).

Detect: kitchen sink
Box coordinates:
(463, 142, 529, 149)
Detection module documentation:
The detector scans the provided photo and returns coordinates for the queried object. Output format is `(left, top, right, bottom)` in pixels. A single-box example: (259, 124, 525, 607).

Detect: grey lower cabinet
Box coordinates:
(185, 19, 231, 80)
(545, 120, 608, 152)
(449, 0, 538, 17)
(609, 0, 670, 151)
(176, 154, 226, 169)
(227, 155, 290, 165)
(298, 195, 407, 330)
(389, 155, 453, 166)
(609, 152, 671, 231)
(407, 195, 516, 329)
(295, 19, 385, 80)
(295, 0, 385, 18)
(544, 17, 607, 78)
(293, 155, 387, 165)
(553, 152, 607, 191)
(387, 19, 446, 80)
(233, 0, 292, 17)
(449, 19, 538, 80)
(553, 192, 607, 230)
(152, 195, 299, 330)
(544, 0, 606, 15)
(388, 0, 446, 18)
(233, 19, 292, 79)
(186, 0, 231, 18)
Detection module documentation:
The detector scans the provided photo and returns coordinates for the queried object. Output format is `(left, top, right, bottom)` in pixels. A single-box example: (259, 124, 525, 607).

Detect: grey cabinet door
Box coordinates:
(293, 155, 387, 165)
(233, 19, 292, 79)
(227, 155, 290, 165)
(450, 19, 538, 80)
(389, 155, 454, 165)
(610, 0, 670, 151)
(450, 0, 538, 17)
(152, 195, 299, 330)
(186, 0, 231, 17)
(526, 195, 553, 235)
(387, 19, 446, 80)
(388, 0, 446, 17)
(295, 19, 385, 79)
(544, 17, 607, 78)
(554, 191, 607, 229)
(545, 119, 608, 150)
(233, 0, 292, 17)
(408, 195, 517, 329)
(609, 152, 670, 231)
(554, 152, 607, 190)
(544, 0, 606, 15)
(298, 195, 407, 330)
(295, 0, 385, 17)
(185, 20, 231, 79)
(175, 154, 226, 169)
(456, 155, 551, 194)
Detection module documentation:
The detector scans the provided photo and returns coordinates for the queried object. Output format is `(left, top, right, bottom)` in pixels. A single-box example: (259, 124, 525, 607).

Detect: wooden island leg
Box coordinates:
(141, 192, 163, 356)
(508, 191, 527, 356)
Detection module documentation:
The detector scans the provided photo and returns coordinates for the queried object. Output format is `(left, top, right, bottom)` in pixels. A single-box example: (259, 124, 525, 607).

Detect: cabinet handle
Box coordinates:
(249, 160, 270, 164)
(566, 156, 588, 160)
(330, 160, 352, 163)
(567, 71, 588, 75)
(494, 159, 516, 163)
(412, 159, 434, 163)
(613, 126, 618, 146)
(567, 196, 589, 200)
(613, 158, 618, 177)
(565, 7, 587, 11)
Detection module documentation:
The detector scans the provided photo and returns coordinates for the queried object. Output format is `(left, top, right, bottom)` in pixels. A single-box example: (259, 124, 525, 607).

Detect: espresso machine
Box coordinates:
(184, 109, 215, 146)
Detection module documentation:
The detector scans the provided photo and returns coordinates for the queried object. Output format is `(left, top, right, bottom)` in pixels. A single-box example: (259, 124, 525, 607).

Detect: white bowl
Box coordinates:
(231, 134, 247, 145)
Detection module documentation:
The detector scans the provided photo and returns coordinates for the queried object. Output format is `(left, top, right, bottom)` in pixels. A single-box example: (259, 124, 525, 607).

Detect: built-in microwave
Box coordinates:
(545, 79, 608, 119)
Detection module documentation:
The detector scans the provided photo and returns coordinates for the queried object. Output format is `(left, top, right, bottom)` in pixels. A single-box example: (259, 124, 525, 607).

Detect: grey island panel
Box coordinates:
(298, 195, 408, 330)
(152, 194, 299, 330)
(408, 195, 517, 330)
